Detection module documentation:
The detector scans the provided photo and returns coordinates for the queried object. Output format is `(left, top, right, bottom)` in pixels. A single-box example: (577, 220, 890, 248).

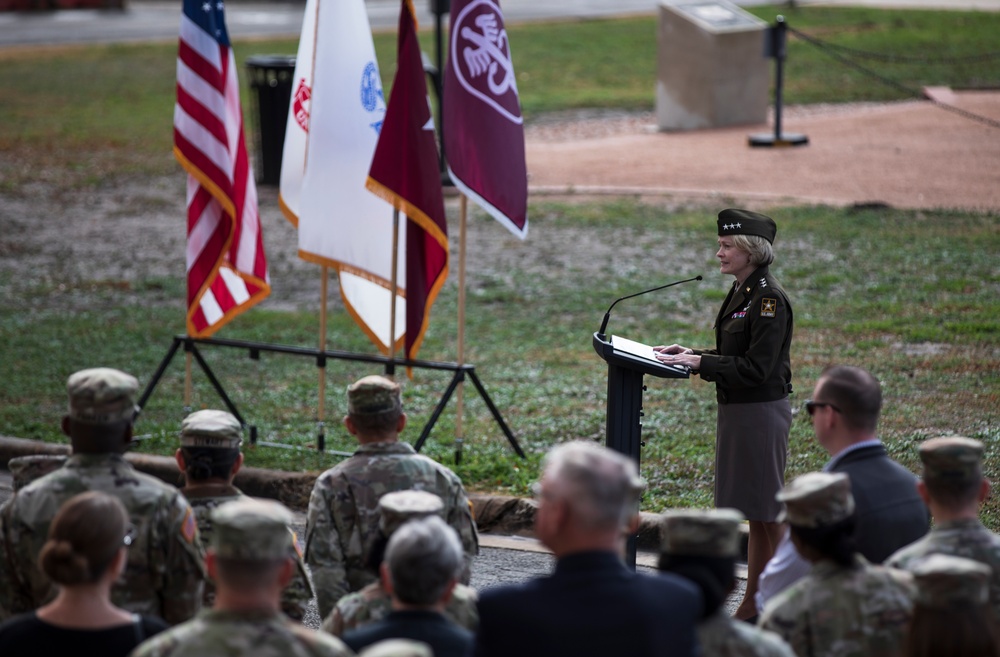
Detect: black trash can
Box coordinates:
(245, 55, 296, 186)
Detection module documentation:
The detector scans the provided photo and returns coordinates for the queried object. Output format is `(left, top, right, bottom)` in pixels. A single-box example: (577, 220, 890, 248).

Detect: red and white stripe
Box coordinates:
(174, 12, 269, 337)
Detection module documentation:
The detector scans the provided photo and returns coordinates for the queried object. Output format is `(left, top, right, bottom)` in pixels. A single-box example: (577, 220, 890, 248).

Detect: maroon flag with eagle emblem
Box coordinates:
(443, 0, 528, 238)
(366, 0, 449, 362)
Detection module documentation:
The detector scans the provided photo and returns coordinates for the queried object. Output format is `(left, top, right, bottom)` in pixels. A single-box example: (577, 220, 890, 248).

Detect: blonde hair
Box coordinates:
(39, 491, 128, 585)
(730, 234, 774, 267)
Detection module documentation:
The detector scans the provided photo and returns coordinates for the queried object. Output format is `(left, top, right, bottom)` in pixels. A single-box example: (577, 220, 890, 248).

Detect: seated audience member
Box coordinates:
(342, 515, 473, 657)
(175, 408, 314, 621)
(473, 440, 702, 657)
(130, 498, 353, 657)
(757, 365, 928, 614)
(306, 375, 479, 618)
(760, 472, 915, 657)
(323, 490, 478, 636)
(0, 367, 205, 624)
(903, 554, 999, 657)
(0, 491, 169, 657)
(887, 436, 1000, 620)
(660, 508, 795, 657)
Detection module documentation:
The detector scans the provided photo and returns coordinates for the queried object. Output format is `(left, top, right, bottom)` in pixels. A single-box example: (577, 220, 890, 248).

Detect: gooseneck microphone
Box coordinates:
(596, 275, 703, 340)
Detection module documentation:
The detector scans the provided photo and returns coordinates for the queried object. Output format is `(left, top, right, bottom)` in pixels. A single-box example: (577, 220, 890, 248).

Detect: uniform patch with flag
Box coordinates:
(174, 0, 270, 337)
(365, 0, 449, 363)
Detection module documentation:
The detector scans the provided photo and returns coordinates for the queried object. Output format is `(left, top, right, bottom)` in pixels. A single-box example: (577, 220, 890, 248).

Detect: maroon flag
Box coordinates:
(444, 0, 528, 238)
(366, 0, 449, 362)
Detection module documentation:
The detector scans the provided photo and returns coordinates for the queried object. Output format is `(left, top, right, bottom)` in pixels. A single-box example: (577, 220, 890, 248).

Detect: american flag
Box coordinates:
(174, 0, 270, 337)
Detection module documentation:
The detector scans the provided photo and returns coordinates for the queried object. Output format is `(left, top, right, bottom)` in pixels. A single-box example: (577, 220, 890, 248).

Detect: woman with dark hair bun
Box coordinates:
(0, 491, 168, 656)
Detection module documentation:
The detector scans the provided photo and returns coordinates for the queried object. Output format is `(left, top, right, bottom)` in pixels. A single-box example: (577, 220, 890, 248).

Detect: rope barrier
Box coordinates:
(785, 24, 1000, 131)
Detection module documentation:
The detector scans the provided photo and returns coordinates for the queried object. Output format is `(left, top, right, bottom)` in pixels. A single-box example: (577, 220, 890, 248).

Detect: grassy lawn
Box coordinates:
(0, 5, 998, 524)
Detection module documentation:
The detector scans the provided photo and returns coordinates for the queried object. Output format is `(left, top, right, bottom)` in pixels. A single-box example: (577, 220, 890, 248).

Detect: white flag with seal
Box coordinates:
(279, 0, 407, 352)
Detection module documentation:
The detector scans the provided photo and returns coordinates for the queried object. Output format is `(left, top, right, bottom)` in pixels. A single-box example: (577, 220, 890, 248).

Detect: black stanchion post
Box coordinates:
(749, 16, 808, 148)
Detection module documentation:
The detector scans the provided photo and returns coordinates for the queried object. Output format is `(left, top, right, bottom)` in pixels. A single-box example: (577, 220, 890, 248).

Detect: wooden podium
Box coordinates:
(593, 332, 690, 567)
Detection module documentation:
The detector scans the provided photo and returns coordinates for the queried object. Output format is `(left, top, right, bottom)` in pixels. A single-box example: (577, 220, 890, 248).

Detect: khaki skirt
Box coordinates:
(715, 398, 791, 522)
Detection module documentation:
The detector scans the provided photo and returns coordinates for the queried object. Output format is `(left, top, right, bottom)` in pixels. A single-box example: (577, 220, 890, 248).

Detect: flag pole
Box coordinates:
(184, 351, 193, 409)
(387, 208, 400, 379)
(317, 265, 328, 451)
(455, 195, 468, 462)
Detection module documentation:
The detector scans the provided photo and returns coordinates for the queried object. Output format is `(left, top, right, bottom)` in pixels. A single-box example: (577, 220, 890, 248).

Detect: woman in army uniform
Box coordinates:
(655, 208, 794, 621)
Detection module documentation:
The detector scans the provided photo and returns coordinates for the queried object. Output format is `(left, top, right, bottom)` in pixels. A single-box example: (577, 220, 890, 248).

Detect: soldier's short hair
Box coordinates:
(816, 365, 882, 433)
(39, 491, 130, 585)
(542, 441, 645, 532)
(384, 516, 463, 607)
(180, 446, 241, 482)
(729, 234, 774, 268)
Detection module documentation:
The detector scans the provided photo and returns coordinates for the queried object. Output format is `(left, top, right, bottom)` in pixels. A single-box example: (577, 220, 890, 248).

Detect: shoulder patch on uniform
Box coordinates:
(181, 506, 197, 544)
(761, 298, 777, 317)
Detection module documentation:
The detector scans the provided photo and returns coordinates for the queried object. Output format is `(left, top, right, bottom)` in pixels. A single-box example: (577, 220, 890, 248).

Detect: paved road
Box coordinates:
(2, 0, 994, 50)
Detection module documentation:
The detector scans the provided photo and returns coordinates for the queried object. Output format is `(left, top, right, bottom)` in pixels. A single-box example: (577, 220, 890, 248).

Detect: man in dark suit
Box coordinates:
(756, 365, 929, 613)
(472, 441, 702, 657)
(341, 514, 473, 657)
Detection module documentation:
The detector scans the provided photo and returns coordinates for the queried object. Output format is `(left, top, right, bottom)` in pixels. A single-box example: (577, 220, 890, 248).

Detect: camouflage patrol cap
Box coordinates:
(378, 490, 445, 537)
(776, 472, 855, 528)
(919, 436, 984, 483)
(210, 498, 294, 561)
(66, 368, 140, 424)
(348, 375, 402, 416)
(660, 508, 746, 558)
(357, 639, 433, 657)
(912, 553, 991, 608)
(717, 208, 777, 244)
(180, 409, 243, 449)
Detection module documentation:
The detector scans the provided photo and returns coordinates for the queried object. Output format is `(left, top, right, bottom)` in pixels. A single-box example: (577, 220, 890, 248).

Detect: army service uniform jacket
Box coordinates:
(0, 453, 205, 624)
(182, 483, 315, 621)
(695, 265, 793, 404)
(305, 440, 479, 618)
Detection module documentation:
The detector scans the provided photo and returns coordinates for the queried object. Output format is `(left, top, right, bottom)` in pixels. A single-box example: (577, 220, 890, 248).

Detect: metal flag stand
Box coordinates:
(138, 335, 525, 459)
(749, 16, 809, 148)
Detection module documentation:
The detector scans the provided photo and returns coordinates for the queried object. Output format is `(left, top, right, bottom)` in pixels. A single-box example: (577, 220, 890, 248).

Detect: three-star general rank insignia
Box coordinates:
(761, 298, 777, 318)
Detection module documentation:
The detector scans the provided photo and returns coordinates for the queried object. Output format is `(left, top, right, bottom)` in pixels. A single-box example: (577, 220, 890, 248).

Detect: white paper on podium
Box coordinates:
(611, 335, 689, 374)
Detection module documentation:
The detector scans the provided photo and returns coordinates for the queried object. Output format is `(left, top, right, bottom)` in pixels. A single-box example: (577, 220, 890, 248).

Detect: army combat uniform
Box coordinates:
(759, 472, 915, 657)
(0, 452, 206, 624)
(886, 436, 1000, 620)
(184, 483, 315, 621)
(323, 577, 479, 637)
(305, 376, 478, 618)
(132, 498, 353, 657)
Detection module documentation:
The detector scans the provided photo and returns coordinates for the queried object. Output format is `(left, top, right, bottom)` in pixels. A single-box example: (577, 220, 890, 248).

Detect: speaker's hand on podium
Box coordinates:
(653, 344, 700, 370)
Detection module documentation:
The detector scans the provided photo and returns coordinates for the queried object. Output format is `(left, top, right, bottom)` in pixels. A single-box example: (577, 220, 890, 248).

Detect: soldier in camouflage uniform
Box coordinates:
(130, 498, 354, 657)
(0, 368, 205, 624)
(660, 508, 795, 657)
(886, 436, 1000, 620)
(905, 554, 998, 655)
(759, 472, 915, 657)
(305, 375, 479, 618)
(322, 490, 479, 636)
(175, 409, 314, 621)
